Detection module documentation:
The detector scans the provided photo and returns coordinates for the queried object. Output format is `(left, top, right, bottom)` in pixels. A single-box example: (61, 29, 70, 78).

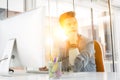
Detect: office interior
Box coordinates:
(0, 0, 120, 79)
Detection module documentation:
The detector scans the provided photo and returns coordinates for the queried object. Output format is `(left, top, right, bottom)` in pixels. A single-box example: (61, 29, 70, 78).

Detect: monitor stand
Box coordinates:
(0, 38, 19, 74)
(0, 38, 46, 75)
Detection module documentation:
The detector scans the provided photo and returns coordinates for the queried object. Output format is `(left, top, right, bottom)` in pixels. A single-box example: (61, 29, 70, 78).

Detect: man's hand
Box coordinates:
(39, 66, 48, 71)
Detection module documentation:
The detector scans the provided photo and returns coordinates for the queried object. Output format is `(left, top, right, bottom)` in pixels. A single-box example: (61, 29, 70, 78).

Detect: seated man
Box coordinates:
(59, 11, 96, 72)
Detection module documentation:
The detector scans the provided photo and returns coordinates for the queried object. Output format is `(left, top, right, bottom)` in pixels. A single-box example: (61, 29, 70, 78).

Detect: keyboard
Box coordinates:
(26, 70, 48, 74)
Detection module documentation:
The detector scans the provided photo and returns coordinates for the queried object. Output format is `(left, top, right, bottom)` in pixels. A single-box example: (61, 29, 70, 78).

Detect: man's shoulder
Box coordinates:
(78, 34, 93, 43)
(78, 34, 94, 51)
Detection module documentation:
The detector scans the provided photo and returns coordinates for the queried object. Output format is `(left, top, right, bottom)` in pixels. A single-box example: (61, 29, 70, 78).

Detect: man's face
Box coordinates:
(62, 17, 78, 36)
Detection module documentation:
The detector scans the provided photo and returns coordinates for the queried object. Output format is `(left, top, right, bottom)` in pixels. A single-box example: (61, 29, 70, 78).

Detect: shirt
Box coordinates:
(59, 34, 96, 72)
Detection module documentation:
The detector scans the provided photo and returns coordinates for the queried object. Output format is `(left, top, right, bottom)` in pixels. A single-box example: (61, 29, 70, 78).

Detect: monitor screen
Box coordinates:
(0, 7, 46, 68)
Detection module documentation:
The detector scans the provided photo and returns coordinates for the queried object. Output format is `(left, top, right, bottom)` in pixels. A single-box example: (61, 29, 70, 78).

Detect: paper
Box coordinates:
(69, 48, 79, 65)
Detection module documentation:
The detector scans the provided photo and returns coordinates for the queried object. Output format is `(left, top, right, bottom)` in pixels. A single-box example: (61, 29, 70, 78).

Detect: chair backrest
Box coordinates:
(94, 40, 105, 72)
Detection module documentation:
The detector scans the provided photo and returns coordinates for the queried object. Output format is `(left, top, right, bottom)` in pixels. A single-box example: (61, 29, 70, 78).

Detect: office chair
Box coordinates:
(94, 40, 105, 72)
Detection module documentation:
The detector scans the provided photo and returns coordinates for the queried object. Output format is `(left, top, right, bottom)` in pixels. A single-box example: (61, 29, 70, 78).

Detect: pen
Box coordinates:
(54, 57, 56, 63)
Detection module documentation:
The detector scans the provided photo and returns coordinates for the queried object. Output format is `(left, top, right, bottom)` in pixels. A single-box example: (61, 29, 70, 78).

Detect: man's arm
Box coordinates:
(73, 41, 95, 72)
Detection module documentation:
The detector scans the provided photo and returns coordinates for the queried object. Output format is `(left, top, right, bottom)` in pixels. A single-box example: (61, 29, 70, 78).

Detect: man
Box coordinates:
(59, 11, 96, 72)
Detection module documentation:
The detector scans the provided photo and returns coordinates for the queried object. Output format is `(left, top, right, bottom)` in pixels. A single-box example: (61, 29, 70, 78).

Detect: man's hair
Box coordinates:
(59, 11, 75, 27)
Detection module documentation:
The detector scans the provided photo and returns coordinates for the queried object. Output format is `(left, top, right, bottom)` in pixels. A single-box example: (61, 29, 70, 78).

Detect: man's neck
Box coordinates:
(69, 33, 78, 45)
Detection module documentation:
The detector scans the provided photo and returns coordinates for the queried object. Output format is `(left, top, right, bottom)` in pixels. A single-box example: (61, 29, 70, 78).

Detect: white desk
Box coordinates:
(0, 72, 120, 80)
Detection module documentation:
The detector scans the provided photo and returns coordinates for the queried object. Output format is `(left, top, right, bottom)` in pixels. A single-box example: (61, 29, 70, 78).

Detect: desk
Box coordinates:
(0, 72, 120, 80)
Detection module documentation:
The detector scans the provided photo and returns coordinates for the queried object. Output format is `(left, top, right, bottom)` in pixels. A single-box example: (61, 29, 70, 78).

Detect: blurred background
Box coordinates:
(0, 0, 120, 72)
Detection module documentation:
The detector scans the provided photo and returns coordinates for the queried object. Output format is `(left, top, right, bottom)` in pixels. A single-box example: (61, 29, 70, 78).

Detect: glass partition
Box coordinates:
(92, 0, 114, 72)
(112, 5, 120, 72)
(43, 0, 116, 72)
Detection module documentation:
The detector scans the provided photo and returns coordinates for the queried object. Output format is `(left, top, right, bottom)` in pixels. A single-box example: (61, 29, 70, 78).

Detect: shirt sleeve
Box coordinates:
(73, 41, 95, 72)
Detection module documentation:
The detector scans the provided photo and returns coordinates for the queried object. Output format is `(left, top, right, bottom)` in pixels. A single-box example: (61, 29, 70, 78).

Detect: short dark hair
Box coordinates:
(59, 11, 75, 27)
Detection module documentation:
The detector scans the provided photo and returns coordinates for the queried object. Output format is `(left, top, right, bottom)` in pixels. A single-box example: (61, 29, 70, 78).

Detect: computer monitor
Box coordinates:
(0, 7, 46, 69)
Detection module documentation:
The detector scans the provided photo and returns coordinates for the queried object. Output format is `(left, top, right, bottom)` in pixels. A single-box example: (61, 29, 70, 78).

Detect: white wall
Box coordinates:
(0, 0, 24, 12)
(0, 0, 39, 12)
(26, 0, 36, 11)
(9, 0, 24, 12)
(0, 0, 7, 9)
